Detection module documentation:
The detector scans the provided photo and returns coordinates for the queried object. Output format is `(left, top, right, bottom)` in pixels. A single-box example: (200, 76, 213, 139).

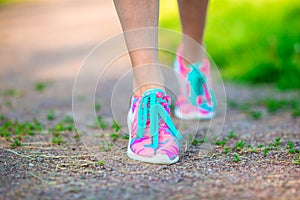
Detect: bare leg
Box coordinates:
(177, 0, 209, 64)
(113, 0, 164, 96)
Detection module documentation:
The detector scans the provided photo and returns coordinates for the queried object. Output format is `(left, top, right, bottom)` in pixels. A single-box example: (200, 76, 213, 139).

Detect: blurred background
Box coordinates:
(0, 0, 299, 95)
(160, 0, 300, 90)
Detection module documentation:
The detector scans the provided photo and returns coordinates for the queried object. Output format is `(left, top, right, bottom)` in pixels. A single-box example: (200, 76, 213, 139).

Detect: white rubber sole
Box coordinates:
(174, 107, 215, 120)
(127, 111, 179, 164)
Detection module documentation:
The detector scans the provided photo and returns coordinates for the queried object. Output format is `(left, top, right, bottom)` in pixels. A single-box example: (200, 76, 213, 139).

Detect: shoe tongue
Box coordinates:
(187, 61, 203, 70)
(142, 88, 165, 97)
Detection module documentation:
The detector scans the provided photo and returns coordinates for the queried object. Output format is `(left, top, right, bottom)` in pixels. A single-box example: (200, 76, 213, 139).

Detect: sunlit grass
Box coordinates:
(159, 0, 300, 89)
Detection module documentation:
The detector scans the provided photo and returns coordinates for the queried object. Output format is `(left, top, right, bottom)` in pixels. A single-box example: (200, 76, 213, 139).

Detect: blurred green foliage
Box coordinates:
(159, 0, 300, 90)
(0, 0, 33, 6)
(0, 0, 24, 6)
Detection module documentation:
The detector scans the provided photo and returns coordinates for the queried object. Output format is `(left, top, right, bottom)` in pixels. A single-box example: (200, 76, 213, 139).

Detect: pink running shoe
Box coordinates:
(127, 89, 182, 164)
(174, 45, 216, 120)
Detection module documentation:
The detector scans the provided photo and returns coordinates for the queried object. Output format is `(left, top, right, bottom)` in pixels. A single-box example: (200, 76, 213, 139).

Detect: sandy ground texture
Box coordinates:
(0, 0, 300, 199)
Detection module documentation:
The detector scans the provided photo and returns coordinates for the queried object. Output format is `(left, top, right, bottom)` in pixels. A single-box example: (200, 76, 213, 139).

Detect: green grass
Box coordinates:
(0, 112, 77, 146)
(294, 153, 300, 165)
(0, 0, 33, 6)
(232, 153, 241, 162)
(122, 134, 129, 140)
(224, 147, 231, 154)
(96, 160, 105, 165)
(263, 146, 270, 157)
(2, 88, 23, 97)
(228, 97, 300, 119)
(215, 137, 228, 147)
(191, 136, 208, 145)
(94, 103, 101, 113)
(35, 82, 49, 92)
(111, 120, 120, 132)
(11, 139, 22, 147)
(47, 109, 55, 121)
(110, 132, 120, 141)
(287, 141, 296, 154)
(159, 0, 300, 90)
(234, 140, 245, 150)
(228, 130, 237, 139)
(273, 137, 281, 149)
(52, 134, 65, 145)
(100, 141, 113, 152)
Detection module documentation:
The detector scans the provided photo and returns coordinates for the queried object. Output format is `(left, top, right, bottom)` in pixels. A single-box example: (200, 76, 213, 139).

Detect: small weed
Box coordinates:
(100, 141, 113, 152)
(0, 117, 45, 145)
(192, 139, 200, 146)
(287, 141, 295, 154)
(3, 88, 23, 98)
(47, 109, 55, 121)
(258, 144, 264, 148)
(63, 116, 74, 124)
(96, 160, 105, 165)
(74, 129, 80, 140)
(52, 134, 65, 145)
(53, 122, 73, 132)
(94, 103, 101, 112)
(97, 116, 107, 129)
(240, 102, 251, 112)
(232, 153, 241, 162)
(88, 116, 107, 129)
(192, 136, 208, 145)
(110, 132, 120, 141)
(227, 100, 239, 109)
(3, 88, 16, 96)
(215, 137, 228, 147)
(250, 147, 258, 153)
(273, 137, 281, 149)
(292, 108, 300, 118)
(263, 146, 270, 157)
(234, 140, 245, 150)
(200, 136, 208, 143)
(33, 118, 43, 131)
(293, 153, 300, 165)
(228, 130, 237, 139)
(122, 134, 129, 140)
(35, 82, 48, 92)
(227, 97, 300, 120)
(111, 120, 120, 132)
(264, 99, 283, 113)
(224, 147, 230, 154)
(248, 110, 262, 120)
(11, 139, 22, 147)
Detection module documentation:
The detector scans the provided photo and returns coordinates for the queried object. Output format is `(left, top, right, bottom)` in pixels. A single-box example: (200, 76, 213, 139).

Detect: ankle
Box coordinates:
(181, 43, 206, 66)
(133, 84, 165, 96)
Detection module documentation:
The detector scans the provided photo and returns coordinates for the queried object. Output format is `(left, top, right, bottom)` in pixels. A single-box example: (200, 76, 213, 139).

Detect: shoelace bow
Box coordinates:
(137, 90, 182, 153)
(187, 63, 216, 111)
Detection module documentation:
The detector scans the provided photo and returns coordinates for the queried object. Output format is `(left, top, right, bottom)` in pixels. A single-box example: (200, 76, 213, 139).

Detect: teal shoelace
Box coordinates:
(137, 89, 182, 153)
(187, 63, 216, 112)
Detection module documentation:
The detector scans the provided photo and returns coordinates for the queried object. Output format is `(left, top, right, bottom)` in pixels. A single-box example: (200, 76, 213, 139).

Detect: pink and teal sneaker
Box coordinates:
(174, 45, 216, 120)
(127, 89, 182, 164)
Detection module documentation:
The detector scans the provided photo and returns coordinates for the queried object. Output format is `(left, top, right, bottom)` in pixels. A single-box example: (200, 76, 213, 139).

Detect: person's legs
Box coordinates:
(177, 0, 209, 64)
(113, 0, 164, 96)
(174, 0, 216, 120)
(113, 1, 182, 164)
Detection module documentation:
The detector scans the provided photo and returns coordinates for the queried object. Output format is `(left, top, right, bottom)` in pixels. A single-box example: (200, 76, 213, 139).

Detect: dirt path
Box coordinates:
(0, 1, 300, 199)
